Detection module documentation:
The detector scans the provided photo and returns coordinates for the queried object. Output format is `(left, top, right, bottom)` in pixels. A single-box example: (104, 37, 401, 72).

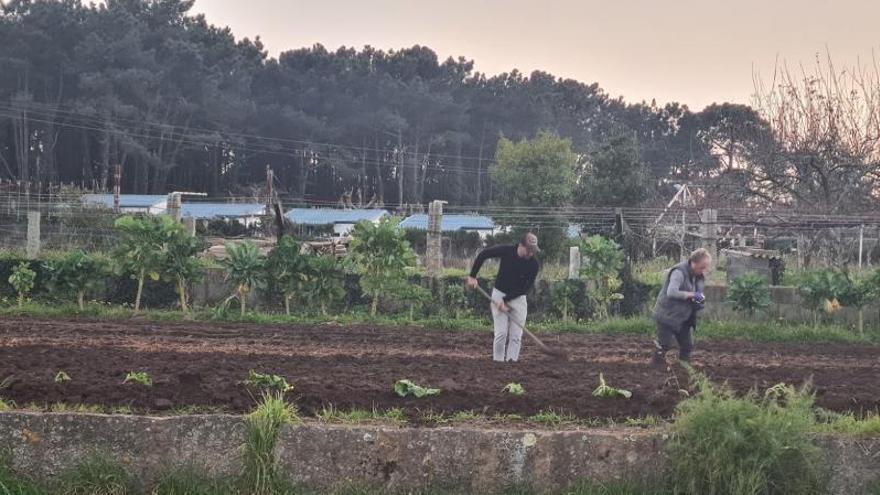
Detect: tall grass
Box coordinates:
(0, 454, 47, 495)
(240, 391, 299, 495)
(666, 371, 826, 495)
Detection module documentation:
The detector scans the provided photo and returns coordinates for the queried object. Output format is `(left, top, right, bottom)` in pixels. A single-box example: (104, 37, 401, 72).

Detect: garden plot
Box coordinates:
(1, 317, 878, 419)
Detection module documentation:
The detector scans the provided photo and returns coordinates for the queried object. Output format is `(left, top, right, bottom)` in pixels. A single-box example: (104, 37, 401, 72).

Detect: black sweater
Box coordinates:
(469, 244, 539, 302)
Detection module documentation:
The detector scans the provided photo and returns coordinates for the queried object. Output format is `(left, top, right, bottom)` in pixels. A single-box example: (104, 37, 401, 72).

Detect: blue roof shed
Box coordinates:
(285, 208, 389, 225)
(398, 214, 496, 232)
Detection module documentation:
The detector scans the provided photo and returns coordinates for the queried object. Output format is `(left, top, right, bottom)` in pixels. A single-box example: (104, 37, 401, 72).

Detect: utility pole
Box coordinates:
(859, 224, 865, 270)
(113, 163, 122, 214)
(426, 199, 446, 277)
(265, 165, 274, 213)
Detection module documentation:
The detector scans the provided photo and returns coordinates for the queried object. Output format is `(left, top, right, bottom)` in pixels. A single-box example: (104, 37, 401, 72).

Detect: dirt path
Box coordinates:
(1, 317, 878, 418)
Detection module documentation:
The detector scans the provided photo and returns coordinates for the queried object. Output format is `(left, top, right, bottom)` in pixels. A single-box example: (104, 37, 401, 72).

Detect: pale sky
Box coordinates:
(192, 0, 880, 110)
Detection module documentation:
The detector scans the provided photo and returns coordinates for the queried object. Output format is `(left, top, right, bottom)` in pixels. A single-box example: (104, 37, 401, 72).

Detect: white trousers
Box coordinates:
(490, 288, 527, 362)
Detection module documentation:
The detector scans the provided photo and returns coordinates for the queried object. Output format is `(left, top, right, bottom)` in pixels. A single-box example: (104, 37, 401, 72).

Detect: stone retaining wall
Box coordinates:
(2, 412, 878, 493)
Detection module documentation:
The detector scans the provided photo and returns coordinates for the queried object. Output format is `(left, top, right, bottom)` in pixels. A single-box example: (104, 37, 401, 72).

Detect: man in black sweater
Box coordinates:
(467, 233, 540, 362)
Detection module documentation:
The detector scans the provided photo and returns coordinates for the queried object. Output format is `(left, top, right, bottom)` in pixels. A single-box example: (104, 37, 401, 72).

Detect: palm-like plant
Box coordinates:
(223, 241, 267, 316)
(162, 225, 205, 315)
(267, 237, 309, 315)
(304, 255, 344, 315)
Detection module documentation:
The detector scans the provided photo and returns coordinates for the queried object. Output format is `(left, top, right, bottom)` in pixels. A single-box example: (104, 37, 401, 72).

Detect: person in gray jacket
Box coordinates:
(652, 248, 712, 367)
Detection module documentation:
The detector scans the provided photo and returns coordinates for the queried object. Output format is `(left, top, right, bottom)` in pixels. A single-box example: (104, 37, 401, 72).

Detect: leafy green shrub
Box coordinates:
(347, 217, 417, 315)
(0, 453, 46, 495)
(45, 250, 107, 310)
(304, 255, 345, 315)
(222, 241, 266, 316)
(8, 261, 36, 307)
(579, 235, 625, 320)
(798, 270, 851, 325)
(838, 269, 880, 335)
(550, 279, 582, 321)
(728, 272, 771, 316)
(441, 282, 468, 319)
(266, 237, 309, 315)
(392, 281, 432, 321)
(667, 373, 825, 495)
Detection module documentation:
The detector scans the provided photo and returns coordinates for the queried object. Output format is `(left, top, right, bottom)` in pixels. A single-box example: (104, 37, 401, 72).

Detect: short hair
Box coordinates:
(689, 248, 712, 264)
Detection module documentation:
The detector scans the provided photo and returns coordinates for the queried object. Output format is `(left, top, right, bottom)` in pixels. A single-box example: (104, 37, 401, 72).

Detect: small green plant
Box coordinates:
(8, 262, 37, 308)
(241, 391, 298, 494)
(303, 255, 345, 315)
(244, 371, 293, 392)
(0, 452, 45, 494)
(727, 272, 771, 316)
(122, 371, 152, 386)
(56, 455, 135, 495)
(45, 250, 107, 310)
(222, 241, 267, 317)
(393, 379, 440, 398)
(54, 371, 71, 383)
(592, 373, 632, 399)
(502, 383, 525, 396)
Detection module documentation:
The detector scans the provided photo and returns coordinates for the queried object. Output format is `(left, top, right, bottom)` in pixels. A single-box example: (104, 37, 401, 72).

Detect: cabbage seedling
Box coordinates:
(54, 371, 71, 383)
(503, 383, 525, 396)
(123, 371, 152, 386)
(592, 373, 631, 399)
(393, 379, 440, 398)
(244, 370, 294, 392)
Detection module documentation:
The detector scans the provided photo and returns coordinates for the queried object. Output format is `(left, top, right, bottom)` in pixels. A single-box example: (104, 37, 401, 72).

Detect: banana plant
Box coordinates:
(161, 225, 205, 315)
(113, 215, 172, 313)
(304, 255, 345, 315)
(267, 237, 309, 315)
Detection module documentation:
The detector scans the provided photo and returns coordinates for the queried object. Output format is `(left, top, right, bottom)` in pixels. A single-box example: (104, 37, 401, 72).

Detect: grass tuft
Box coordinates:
(152, 465, 235, 495)
(55, 455, 135, 495)
(666, 369, 826, 495)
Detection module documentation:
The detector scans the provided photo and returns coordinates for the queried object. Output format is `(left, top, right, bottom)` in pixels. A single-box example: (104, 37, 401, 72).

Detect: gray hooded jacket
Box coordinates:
(653, 261, 705, 328)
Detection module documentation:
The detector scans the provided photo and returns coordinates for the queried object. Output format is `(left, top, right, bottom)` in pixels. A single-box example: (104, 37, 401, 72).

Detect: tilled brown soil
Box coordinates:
(1, 317, 878, 419)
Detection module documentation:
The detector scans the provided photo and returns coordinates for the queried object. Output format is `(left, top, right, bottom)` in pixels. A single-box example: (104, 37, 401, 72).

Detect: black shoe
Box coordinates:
(651, 352, 667, 369)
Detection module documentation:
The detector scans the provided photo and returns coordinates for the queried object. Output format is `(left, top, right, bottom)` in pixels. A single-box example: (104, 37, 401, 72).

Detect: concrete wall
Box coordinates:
(1, 412, 878, 494)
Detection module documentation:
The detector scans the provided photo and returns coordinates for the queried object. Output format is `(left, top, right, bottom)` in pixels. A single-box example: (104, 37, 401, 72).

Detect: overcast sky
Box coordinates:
(192, 0, 880, 110)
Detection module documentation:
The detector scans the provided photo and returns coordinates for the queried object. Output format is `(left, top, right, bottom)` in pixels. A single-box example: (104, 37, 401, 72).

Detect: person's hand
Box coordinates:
(496, 300, 509, 313)
(466, 276, 478, 289)
(693, 291, 706, 304)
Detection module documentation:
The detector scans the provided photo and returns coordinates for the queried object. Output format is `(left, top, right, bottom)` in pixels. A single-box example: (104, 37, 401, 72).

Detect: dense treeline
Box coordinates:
(1, 0, 877, 213)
